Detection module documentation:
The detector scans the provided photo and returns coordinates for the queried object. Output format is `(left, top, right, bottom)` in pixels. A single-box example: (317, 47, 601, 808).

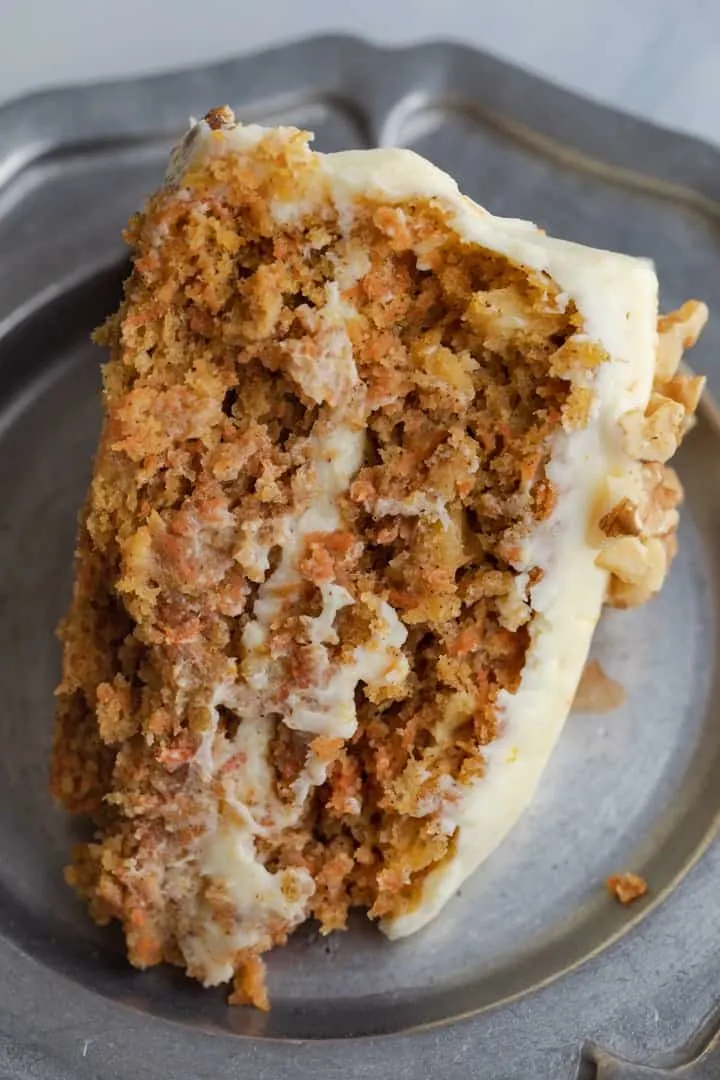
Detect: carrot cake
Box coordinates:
(51, 106, 707, 1007)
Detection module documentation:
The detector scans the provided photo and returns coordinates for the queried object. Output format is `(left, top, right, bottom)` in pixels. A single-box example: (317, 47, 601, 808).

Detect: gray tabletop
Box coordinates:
(3, 0, 720, 146)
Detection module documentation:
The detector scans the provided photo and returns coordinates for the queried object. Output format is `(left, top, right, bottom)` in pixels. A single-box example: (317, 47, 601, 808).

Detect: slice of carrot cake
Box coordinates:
(51, 106, 706, 1007)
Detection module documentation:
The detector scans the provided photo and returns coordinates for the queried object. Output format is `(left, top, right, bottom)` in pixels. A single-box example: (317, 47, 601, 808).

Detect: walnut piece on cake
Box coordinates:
(51, 108, 705, 1007)
(596, 301, 706, 609)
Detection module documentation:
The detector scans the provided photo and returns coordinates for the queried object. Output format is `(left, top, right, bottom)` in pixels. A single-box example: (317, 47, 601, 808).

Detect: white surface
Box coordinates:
(2, 0, 720, 146)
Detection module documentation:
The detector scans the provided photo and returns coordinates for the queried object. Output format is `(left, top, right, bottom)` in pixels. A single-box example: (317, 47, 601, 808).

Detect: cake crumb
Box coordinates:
(606, 871, 648, 905)
(573, 659, 625, 713)
(229, 957, 270, 1011)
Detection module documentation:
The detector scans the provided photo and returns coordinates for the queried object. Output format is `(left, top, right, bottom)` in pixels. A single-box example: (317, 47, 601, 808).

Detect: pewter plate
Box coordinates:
(1, 35, 720, 1080)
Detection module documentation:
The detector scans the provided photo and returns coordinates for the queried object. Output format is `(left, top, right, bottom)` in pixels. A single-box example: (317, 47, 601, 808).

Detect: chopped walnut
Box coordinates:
(662, 370, 706, 425)
(596, 535, 661, 585)
(599, 496, 642, 539)
(639, 463, 683, 536)
(620, 393, 686, 464)
(598, 463, 681, 547)
(656, 300, 708, 382)
(598, 536, 666, 607)
(596, 301, 706, 610)
(606, 871, 648, 905)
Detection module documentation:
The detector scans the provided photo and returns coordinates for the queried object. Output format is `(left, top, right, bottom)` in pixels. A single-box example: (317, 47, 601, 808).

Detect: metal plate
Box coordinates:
(1, 35, 720, 1080)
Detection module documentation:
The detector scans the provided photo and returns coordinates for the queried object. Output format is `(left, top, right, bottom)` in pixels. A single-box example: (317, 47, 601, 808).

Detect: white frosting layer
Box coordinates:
(384, 267, 656, 937)
(169, 118, 658, 958)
